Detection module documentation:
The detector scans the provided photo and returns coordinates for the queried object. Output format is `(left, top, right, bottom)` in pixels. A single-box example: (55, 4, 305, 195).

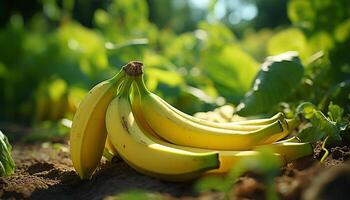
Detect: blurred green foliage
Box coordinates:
(196, 148, 283, 199)
(0, 0, 349, 128)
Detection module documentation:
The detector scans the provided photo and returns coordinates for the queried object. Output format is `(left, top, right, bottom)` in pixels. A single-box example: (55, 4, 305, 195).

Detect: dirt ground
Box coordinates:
(1, 139, 350, 200)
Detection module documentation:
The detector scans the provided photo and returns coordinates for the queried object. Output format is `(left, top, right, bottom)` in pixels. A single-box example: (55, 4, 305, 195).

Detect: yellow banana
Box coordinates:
(106, 75, 219, 181)
(229, 112, 286, 125)
(209, 140, 312, 173)
(155, 94, 285, 131)
(194, 105, 285, 126)
(130, 83, 161, 139)
(276, 136, 300, 143)
(70, 69, 125, 179)
(253, 141, 313, 162)
(133, 74, 288, 150)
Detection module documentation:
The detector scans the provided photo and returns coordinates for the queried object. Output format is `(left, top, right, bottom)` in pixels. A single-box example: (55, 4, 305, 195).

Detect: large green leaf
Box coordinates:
(201, 44, 259, 102)
(267, 28, 308, 61)
(0, 130, 15, 177)
(236, 52, 304, 116)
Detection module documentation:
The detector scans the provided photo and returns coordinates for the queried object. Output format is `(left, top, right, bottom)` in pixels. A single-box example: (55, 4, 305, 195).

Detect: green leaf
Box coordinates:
(327, 102, 343, 123)
(296, 102, 342, 143)
(0, 130, 15, 177)
(313, 111, 341, 143)
(335, 19, 350, 42)
(296, 102, 316, 119)
(201, 44, 259, 102)
(145, 68, 184, 91)
(236, 52, 304, 116)
(287, 0, 349, 33)
(267, 28, 308, 61)
(298, 126, 325, 143)
(287, 0, 315, 29)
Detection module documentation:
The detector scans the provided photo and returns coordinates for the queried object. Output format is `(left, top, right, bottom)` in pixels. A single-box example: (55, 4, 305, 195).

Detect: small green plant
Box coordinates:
(296, 102, 349, 162)
(0, 130, 15, 177)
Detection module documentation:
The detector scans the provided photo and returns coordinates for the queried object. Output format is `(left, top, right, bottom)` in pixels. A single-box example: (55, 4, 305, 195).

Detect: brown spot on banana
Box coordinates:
(121, 116, 129, 133)
(140, 140, 147, 145)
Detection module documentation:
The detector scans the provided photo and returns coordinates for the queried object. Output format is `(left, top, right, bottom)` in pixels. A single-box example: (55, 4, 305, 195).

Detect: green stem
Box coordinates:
(119, 76, 133, 97)
(134, 75, 150, 96)
(109, 68, 125, 84)
(320, 136, 329, 163)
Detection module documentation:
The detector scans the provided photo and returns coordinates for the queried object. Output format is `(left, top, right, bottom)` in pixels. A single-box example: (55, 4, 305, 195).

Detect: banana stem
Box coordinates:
(110, 67, 125, 84)
(119, 76, 133, 96)
(122, 61, 150, 96)
(320, 136, 329, 163)
(134, 75, 151, 96)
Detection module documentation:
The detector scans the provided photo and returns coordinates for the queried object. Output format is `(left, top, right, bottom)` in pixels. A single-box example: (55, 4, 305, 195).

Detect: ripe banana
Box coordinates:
(253, 141, 313, 162)
(209, 140, 312, 173)
(229, 112, 286, 125)
(106, 75, 219, 181)
(130, 83, 160, 139)
(133, 75, 288, 150)
(155, 94, 286, 131)
(70, 69, 125, 179)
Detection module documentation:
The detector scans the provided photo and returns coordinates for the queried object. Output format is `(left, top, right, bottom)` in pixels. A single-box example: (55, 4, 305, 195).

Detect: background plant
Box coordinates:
(0, 0, 349, 126)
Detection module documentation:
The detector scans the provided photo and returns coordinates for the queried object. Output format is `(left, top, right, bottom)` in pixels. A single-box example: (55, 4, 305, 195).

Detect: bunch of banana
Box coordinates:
(70, 61, 313, 181)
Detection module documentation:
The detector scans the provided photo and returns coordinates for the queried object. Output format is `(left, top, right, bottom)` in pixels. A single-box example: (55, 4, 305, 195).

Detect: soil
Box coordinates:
(1, 137, 350, 200)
